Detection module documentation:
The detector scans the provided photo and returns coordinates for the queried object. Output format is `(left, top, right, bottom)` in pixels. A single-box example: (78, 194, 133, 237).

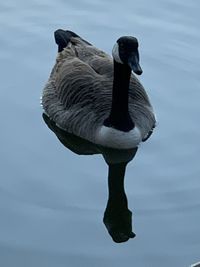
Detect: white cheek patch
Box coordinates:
(190, 262, 200, 267)
(112, 43, 123, 64)
(95, 125, 142, 149)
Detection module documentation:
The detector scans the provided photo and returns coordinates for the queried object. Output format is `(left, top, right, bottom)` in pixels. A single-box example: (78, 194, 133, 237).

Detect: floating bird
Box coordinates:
(42, 29, 156, 242)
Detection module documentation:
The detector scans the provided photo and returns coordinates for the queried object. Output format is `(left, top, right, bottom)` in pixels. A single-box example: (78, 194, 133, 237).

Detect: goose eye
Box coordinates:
(119, 43, 125, 52)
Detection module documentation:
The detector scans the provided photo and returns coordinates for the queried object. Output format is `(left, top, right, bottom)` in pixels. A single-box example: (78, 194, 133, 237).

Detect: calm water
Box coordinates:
(1, 0, 200, 266)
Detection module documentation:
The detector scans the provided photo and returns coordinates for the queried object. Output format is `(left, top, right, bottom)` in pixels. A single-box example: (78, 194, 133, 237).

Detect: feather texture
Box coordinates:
(42, 33, 156, 148)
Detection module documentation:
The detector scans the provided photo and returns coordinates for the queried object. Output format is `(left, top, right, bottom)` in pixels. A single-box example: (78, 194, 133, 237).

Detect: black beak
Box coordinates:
(128, 52, 143, 75)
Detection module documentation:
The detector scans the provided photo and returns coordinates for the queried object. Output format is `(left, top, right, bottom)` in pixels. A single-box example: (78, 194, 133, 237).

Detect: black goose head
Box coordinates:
(112, 36, 143, 75)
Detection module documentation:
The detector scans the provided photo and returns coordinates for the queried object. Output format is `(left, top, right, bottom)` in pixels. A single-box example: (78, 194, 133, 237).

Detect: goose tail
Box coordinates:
(54, 29, 92, 52)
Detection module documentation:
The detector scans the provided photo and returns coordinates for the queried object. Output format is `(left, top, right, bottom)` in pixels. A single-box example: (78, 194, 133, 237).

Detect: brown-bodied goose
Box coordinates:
(42, 29, 156, 243)
(42, 29, 155, 148)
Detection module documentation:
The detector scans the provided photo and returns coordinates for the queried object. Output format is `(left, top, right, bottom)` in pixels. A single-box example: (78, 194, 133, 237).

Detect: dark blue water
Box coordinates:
(1, 0, 200, 266)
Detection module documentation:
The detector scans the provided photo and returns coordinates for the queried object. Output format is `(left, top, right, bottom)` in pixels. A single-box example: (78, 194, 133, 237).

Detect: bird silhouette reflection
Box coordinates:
(42, 113, 138, 243)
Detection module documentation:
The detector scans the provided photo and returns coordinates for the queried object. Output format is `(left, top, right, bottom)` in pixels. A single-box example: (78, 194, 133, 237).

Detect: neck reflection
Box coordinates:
(42, 113, 137, 243)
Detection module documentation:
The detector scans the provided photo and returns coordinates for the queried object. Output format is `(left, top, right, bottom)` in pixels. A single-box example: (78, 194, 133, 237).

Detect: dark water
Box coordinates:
(1, 0, 200, 266)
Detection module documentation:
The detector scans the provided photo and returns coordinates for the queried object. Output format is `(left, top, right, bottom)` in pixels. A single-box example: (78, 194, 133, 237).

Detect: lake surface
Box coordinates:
(1, 0, 200, 266)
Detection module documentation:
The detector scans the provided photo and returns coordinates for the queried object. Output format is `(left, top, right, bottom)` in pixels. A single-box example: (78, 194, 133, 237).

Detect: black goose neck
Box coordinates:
(104, 60, 135, 132)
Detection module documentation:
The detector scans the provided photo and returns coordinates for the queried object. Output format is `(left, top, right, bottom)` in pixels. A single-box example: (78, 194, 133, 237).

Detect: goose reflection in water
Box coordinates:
(43, 113, 137, 242)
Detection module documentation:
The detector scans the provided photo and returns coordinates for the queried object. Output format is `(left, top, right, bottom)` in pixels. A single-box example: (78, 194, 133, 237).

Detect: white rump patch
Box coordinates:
(112, 43, 123, 64)
(95, 125, 142, 149)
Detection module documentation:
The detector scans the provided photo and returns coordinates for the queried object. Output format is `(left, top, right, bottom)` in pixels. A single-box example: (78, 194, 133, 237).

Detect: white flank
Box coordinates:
(95, 125, 142, 149)
(112, 43, 123, 64)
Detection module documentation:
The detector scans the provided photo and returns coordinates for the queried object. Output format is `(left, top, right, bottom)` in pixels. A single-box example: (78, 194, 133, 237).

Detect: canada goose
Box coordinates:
(42, 29, 156, 242)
